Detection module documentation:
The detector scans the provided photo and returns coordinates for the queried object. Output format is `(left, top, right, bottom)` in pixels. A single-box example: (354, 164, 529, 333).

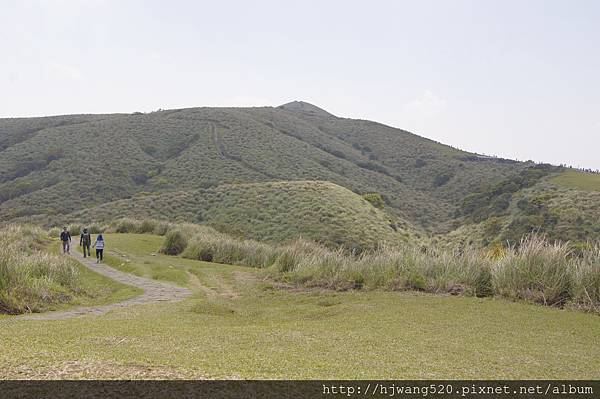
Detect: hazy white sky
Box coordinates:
(2, 0, 599, 169)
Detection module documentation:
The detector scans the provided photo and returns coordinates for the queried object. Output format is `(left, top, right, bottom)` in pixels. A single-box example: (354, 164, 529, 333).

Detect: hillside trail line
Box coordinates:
(208, 121, 277, 179)
(209, 121, 226, 158)
(16, 244, 192, 321)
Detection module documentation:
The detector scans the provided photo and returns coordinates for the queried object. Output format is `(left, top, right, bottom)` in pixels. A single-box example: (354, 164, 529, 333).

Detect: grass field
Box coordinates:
(550, 170, 600, 191)
(1, 233, 600, 379)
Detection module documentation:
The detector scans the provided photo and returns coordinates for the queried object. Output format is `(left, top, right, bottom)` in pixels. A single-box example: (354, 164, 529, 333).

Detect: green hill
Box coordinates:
(0, 102, 526, 231)
(64, 181, 411, 250)
(1, 101, 597, 247)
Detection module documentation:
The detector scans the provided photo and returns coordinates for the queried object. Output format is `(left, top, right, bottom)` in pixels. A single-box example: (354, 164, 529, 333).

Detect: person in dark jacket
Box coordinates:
(60, 227, 71, 254)
(80, 228, 92, 258)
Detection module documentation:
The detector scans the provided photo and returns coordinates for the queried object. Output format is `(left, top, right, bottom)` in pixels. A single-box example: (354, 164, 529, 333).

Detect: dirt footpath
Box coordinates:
(19, 246, 191, 321)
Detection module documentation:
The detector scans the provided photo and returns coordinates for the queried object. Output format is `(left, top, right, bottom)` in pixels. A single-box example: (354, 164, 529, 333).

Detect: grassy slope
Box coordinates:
(0, 104, 526, 233)
(549, 169, 600, 191)
(66, 181, 412, 249)
(270, 103, 527, 207)
(445, 170, 600, 247)
(2, 233, 599, 379)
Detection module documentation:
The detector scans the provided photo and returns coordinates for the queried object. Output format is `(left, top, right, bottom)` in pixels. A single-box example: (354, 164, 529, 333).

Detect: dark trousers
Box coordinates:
(82, 243, 91, 257)
(96, 248, 103, 261)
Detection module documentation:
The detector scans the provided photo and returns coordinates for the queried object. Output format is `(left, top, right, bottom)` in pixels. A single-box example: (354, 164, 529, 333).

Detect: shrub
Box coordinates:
(433, 173, 452, 187)
(160, 230, 188, 255)
(362, 193, 385, 209)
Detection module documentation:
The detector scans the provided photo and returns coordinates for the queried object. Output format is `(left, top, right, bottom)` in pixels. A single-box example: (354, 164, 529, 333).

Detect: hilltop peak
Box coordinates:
(278, 101, 333, 117)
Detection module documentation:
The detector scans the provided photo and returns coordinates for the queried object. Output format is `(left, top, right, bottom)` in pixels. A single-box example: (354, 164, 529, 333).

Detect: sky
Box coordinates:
(2, 0, 599, 169)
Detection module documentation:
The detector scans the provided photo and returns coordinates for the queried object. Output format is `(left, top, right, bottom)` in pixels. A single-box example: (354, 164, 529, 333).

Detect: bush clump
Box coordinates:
(362, 193, 385, 209)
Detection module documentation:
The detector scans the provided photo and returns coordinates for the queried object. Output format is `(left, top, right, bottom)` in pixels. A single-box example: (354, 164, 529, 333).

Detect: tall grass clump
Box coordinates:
(492, 236, 573, 306)
(112, 218, 139, 233)
(0, 225, 84, 314)
(160, 229, 188, 255)
(571, 245, 600, 312)
(138, 219, 158, 234)
(182, 229, 278, 268)
(153, 221, 172, 236)
(272, 239, 329, 273)
(349, 245, 493, 295)
(70, 224, 82, 236)
(270, 240, 351, 287)
(87, 223, 104, 234)
(48, 226, 61, 239)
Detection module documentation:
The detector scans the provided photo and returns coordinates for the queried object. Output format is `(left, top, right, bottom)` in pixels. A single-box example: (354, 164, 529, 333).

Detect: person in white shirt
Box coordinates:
(92, 234, 105, 263)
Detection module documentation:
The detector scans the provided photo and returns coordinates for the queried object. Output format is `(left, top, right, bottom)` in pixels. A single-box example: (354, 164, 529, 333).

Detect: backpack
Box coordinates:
(82, 232, 91, 244)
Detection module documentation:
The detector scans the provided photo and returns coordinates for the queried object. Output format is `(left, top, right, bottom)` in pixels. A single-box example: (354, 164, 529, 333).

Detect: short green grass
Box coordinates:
(2, 234, 599, 379)
(550, 170, 600, 191)
(93, 234, 191, 286)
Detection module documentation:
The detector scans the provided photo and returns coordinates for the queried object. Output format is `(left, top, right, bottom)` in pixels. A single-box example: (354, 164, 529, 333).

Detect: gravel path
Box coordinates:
(19, 246, 192, 321)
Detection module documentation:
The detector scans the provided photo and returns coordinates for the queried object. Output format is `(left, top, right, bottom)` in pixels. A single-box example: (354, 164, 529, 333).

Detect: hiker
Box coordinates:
(80, 228, 92, 258)
(93, 234, 105, 263)
(60, 226, 71, 254)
